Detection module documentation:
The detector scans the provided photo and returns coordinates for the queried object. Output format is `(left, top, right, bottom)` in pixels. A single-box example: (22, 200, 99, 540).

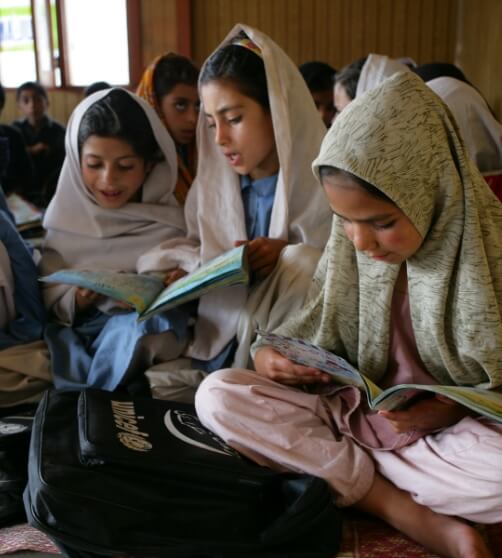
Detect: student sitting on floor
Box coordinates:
(137, 24, 332, 402)
(12, 81, 65, 208)
(40, 88, 188, 392)
(196, 72, 502, 558)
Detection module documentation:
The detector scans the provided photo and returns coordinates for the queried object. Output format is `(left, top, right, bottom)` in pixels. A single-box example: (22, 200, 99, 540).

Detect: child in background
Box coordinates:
(299, 60, 337, 127)
(84, 81, 112, 97)
(40, 88, 188, 392)
(196, 72, 502, 558)
(0, 82, 35, 200)
(137, 53, 199, 205)
(333, 55, 409, 119)
(0, 189, 50, 406)
(12, 82, 65, 208)
(137, 25, 332, 400)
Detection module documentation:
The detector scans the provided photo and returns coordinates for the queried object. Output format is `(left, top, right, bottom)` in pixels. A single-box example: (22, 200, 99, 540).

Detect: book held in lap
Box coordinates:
(41, 245, 249, 321)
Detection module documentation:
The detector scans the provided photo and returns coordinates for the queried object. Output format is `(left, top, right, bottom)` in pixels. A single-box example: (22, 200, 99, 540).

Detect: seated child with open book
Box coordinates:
(0, 192, 50, 405)
(136, 25, 332, 400)
(39, 88, 189, 392)
(196, 72, 502, 558)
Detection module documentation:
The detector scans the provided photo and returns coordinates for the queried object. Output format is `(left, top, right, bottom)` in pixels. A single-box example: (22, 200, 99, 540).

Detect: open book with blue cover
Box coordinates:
(41, 245, 249, 321)
(258, 330, 502, 423)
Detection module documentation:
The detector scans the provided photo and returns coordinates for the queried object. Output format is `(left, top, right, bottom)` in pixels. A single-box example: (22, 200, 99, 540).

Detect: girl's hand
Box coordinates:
(254, 346, 332, 385)
(75, 288, 104, 312)
(164, 267, 188, 286)
(235, 238, 288, 279)
(378, 395, 472, 433)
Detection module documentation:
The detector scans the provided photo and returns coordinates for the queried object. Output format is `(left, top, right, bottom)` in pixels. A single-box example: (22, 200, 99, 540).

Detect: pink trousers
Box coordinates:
(195, 368, 502, 523)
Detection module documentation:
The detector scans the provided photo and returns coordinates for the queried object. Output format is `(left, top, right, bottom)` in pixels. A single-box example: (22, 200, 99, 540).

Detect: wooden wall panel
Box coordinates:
(455, 0, 502, 119)
(191, 0, 458, 70)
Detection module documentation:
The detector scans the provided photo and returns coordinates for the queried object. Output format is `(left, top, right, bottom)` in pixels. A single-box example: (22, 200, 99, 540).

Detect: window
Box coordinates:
(0, 0, 37, 87)
(0, 0, 141, 88)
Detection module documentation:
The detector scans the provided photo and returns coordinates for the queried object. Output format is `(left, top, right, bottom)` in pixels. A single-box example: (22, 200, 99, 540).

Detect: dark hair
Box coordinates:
(299, 61, 336, 92)
(318, 165, 394, 203)
(77, 89, 162, 163)
(84, 81, 112, 97)
(0, 83, 5, 112)
(153, 53, 199, 102)
(334, 57, 367, 100)
(16, 81, 48, 101)
(199, 31, 270, 110)
(413, 63, 470, 85)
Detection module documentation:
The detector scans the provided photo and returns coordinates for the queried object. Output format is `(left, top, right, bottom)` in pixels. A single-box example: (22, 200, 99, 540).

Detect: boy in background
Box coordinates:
(0, 82, 35, 201)
(12, 81, 65, 207)
(299, 61, 336, 128)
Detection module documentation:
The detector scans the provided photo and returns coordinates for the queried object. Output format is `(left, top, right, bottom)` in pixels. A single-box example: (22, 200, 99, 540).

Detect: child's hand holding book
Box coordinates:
(254, 346, 333, 385)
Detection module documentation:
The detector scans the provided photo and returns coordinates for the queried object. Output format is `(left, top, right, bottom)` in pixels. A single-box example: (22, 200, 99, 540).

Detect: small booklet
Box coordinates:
(257, 330, 502, 423)
(41, 245, 249, 321)
(6, 193, 43, 232)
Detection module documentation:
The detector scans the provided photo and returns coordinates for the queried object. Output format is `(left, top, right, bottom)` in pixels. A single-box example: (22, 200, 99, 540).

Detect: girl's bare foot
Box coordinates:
(356, 474, 493, 558)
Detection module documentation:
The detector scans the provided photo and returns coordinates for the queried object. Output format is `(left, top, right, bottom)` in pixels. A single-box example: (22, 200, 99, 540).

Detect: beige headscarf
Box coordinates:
(138, 24, 332, 361)
(270, 71, 502, 389)
(40, 88, 186, 321)
(356, 53, 410, 98)
(427, 77, 502, 174)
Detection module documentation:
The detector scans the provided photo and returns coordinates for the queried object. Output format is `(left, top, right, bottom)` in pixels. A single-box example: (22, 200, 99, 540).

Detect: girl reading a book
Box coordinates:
(40, 88, 189, 392)
(195, 72, 502, 558)
(136, 24, 332, 398)
(0, 198, 50, 405)
(136, 52, 199, 206)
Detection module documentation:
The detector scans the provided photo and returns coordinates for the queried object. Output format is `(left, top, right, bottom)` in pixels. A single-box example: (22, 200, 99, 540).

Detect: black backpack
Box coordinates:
(0, 404, 37, 527)
(24, 389, 342, 558)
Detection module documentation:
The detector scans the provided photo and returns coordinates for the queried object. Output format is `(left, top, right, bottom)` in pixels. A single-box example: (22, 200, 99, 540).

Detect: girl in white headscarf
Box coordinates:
(333, 54, 410, 118)
(196, 72, 502, 558)
(426, 76, 502, 199)
(40, 88, 188, 391)
(138, 24, 332, 392)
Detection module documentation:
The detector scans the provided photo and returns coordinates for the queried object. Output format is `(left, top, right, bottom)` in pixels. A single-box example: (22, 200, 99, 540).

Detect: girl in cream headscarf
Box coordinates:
(333, 53, 410, 118)
(40, 88, 188, 391)
(0, 197, 50, 406)
(196, 72, 502, 558)
(138, 24, 331, 397)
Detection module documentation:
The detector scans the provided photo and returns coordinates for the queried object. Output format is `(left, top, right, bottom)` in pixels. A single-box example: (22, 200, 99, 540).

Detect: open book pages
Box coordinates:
(39, 270, 164, 314)
(139, 244, 249, 320)
(40, 245, 250, 319)
(257, 330, 502, 422)
(6, 193, 43, 230)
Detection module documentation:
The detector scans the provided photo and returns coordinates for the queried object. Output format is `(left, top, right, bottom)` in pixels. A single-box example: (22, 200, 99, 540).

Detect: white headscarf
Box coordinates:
(270, 71, 502, 389)
(138, 23, 332, 360)
(40, 88, 186, 319)
(427, 76, 502, 173)
(356, 53, 410, 98)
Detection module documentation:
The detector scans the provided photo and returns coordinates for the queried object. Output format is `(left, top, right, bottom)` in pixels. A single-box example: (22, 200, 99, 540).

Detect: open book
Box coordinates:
(258, 330, 502, 423)
(41, 245, 249, 321)
(6, 193, 43, 235)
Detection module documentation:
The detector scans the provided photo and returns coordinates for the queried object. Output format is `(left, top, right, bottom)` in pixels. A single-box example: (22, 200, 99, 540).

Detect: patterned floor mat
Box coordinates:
(0, 517, 500, 557)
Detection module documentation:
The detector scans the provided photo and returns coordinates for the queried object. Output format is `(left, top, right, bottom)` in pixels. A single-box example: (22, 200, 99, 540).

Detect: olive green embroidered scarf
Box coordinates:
(271, 71, 502, 388)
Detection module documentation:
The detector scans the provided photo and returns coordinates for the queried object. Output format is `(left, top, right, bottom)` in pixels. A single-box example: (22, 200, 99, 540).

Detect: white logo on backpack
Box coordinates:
(111, 400, 152, 452)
